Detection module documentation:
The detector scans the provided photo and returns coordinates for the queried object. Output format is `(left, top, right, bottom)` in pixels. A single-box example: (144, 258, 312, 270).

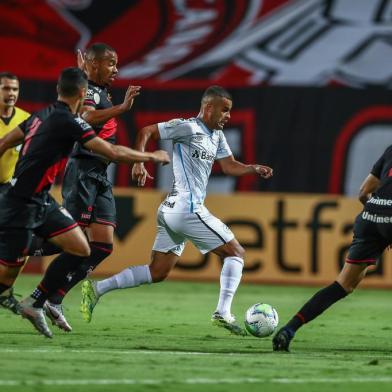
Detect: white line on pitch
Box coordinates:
(1, 377, 392, 386)
(0, 347, 391, 359)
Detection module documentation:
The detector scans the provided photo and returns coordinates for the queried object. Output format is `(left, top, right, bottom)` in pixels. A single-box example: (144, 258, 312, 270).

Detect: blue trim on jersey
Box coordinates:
(196, 118, 213, 135)
(177, 143, 194, 213)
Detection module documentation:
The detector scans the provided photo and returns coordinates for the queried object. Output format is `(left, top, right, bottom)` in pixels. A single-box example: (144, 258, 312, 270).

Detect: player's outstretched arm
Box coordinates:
(218, 155, 273, 178)
(0, 126, 24, 157)
(358, 173, 380, 205)
(83, 136, 169, 165)
(81, 85, 141, 126)
(132, 124, 161, 187)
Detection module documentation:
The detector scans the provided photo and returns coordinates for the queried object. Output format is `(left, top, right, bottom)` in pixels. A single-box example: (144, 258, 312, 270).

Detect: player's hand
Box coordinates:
(151, 150, 170, 165)
(77, 49, 86, 71)
(253, 164, 273, 179)
(132, 163, 153, 187)
(121, 85, 141, 111)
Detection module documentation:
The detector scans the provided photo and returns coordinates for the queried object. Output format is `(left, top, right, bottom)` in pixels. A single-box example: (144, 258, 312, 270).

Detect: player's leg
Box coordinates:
(211, 239, 245, 314)
(273, 215, 382, 351)
(19, 225, 90, 336)
(80, 210, 183, 322)
(49, 222, 114, 306)
(27, 234, 62, 256)
(19, 200, 91, 336)
(0, 227, 55, 337)
(50, 162, 114, 306)
(273, 263, 367, 352)
(81, 251, 179, 322)
(0, 228, 29, 314)
(210, 239, 247, 336)
(175, 208, 247, 335)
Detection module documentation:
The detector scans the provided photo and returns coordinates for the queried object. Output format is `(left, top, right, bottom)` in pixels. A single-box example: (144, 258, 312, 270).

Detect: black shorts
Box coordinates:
(347, 212, 392, 265)
(62, 157, 116, 228)
(0, 193, 77, 266)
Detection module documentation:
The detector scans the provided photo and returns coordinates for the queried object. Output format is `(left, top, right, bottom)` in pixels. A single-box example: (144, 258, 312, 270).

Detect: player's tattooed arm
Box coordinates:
(0, 126, 24, 157)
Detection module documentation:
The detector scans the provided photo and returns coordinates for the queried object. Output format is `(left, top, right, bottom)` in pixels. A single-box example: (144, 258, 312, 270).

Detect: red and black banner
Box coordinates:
(2, 0, 392, 195)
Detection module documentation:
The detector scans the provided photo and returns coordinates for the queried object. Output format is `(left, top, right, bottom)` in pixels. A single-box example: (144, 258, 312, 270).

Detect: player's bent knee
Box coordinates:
(229, 242, 245, 258)
(149, 265, 170, 283)
(150, 270, 169, 283)
(62, 240, 90, 257)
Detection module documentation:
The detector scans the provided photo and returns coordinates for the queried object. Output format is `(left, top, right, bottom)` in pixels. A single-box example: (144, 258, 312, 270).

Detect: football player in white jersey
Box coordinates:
(81, 85, 273, 335)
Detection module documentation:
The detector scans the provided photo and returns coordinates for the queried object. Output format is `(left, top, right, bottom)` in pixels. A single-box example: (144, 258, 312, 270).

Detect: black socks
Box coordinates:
(286, 281, 348, 333)
(49, 242, 113, 304)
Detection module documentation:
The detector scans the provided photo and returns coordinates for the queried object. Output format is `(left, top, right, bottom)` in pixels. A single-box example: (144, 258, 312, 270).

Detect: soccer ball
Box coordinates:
(244, 303, 279, 338)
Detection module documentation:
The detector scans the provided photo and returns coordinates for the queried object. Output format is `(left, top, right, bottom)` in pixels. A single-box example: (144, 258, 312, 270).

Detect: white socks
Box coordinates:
(95, 265, 152, 296)
(216, 256, 244, 317)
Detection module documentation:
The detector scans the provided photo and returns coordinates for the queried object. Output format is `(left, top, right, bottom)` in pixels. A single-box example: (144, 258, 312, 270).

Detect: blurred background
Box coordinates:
(2, 0, 392, 286)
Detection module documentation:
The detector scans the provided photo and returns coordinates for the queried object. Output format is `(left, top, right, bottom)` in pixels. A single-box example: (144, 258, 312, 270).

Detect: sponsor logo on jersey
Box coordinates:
(192, 136, 203, 142)
(191, 149, 214, 161)
(163, 200, 175, 208)
(74, 116, 91, 130)
(362, 211, 392, 223)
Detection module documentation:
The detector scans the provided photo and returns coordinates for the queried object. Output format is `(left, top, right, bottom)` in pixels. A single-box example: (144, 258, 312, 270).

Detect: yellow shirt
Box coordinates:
(0, 107, 30, 183)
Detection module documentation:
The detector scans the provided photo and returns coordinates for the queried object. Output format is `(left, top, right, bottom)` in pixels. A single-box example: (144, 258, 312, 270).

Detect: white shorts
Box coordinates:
(152, 206, 235, 256)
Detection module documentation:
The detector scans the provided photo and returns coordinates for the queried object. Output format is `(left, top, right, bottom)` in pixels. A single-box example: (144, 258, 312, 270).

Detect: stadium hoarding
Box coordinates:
(17, 86, 392, 196)
(40, 187, 392, 288)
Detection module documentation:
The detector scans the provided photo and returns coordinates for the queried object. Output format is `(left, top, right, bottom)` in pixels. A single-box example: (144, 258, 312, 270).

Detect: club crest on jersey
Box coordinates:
(93, 92, 100, 104)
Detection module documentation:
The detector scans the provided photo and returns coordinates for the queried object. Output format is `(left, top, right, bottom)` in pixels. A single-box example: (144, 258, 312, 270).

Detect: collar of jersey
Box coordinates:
(88, 79, 106, 90)
(196, 117, 214, 135)
(55, 100, 72, 111)
(0, 107, 16, 125)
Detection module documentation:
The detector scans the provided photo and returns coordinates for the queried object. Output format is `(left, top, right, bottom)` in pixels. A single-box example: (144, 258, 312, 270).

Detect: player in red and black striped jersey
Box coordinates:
(26, 43, 145, 324)
(0, 67, 169, 337)
(26, 43, 145, 329)
(273, 146, 392, 352)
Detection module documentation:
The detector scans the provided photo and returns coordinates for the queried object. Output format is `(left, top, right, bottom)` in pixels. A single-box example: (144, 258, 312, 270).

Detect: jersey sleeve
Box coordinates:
(157, 119, 193, 140)
(216, 131, 233, 160)
(71, 116, 97, 144)
(371, 146, 392, 178)
(18, 119, 29, 135)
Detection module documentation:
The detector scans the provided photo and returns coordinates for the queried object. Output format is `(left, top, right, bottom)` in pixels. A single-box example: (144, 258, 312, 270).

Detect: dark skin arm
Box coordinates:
(83, 135, 169, 165)
(358, 173, 380, 205)
(131, 124, 161, 186)
(81, 85, 141, 126)
(0, 127, 24, 157)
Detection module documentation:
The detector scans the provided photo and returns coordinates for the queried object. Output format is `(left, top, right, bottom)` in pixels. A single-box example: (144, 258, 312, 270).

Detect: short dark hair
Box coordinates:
(201, 85, 232, 103)
(57, 67, 88, 97)
(85, 42, 116, 60)
(0, 72, 18, 82)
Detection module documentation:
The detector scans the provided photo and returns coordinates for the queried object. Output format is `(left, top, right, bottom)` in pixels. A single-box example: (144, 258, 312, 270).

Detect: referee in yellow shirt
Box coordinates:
(0, 72, 30, 313)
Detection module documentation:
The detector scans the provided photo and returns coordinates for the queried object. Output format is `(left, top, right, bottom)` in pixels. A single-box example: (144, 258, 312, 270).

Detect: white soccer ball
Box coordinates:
(244, 303, 279, 338)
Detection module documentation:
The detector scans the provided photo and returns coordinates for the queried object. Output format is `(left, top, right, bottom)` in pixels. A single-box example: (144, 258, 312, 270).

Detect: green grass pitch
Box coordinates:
(0, 275, 391, 392)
